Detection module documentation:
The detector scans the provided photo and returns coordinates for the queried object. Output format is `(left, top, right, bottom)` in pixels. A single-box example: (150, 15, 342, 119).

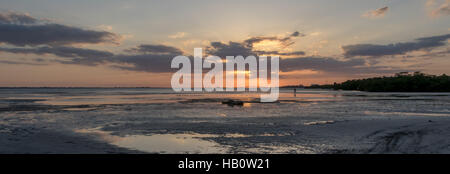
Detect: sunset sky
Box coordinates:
(0, 0, 450, 87)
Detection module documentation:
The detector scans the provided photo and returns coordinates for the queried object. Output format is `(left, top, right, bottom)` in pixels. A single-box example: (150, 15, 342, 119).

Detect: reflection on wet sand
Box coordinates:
(76, 128, 228, 153)
(113, 134, 226, 154)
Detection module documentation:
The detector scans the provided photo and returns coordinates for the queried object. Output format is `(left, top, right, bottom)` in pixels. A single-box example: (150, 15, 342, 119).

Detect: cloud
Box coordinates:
(0, 46, 114, 59)
(254, 50, 305, 56)
(206, 41, 306, 58)
(42, 44, 183, 72)
(0, 20, 400, 76)
(280, 57, 362, 72)
(205, 31, 306, 58)
(107, 54, 180, 73)
(342, 33, 450, 57)
(67, 52, 394, 75)
(0, 42, 182, 72)
(0, 12, 38, 24)
(168, 32, 186, 39)
(125, 44, 183, 55)
(65, 31, 306, 72)
(362, 6, 389, 19)
(290, 31, 302, 37)
(0, 44, 401, 75)
(96, 25, 113, 31)
(0, 60, 46, 66)
(429, 0, 450, 17)
(310, 32, 322, 36)
(0, 23, 119, 46)
(0, 12, 120, 46)
(243, 31, 305, 48)
(57, 39, 305, 73)
(57, 52, 180, 72)
(280, 57, 401, 74)
(206, 41, 256, 58)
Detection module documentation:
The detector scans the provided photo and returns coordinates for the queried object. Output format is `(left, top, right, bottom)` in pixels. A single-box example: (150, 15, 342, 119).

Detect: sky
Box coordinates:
(0, 0, 449, 87)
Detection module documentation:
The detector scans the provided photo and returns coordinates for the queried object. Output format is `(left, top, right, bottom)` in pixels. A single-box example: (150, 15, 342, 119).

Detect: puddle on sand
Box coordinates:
(75, 128, 228, 154)
(76, 128, 313, 153)
(112, 134, 227, 154)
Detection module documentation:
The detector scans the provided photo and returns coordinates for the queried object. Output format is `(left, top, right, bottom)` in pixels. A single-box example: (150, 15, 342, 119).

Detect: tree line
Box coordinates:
(302, 72, 450, 92)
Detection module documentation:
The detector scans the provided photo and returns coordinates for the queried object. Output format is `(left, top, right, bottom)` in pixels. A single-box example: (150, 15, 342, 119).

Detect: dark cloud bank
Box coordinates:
(125, 44, 183, 55)
(0, 12, 119, 46)
(343, 34, 450, 57)
(2, 12, 446, 76)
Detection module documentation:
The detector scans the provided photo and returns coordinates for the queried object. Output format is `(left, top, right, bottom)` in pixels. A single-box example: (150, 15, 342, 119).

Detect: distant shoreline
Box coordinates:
(282, 72, 450, 92)
(0, 87, 171, 89)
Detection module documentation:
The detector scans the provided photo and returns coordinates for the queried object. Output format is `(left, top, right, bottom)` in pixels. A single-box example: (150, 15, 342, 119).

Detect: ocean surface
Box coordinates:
(1, 88, 450, 153)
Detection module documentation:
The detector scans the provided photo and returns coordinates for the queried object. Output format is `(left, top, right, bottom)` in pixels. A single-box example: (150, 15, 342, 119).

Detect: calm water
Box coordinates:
(1, 88, 449, 153)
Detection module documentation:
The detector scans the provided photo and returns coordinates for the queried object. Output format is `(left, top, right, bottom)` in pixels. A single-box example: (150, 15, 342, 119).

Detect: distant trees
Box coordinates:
(331, 72, 450, 92)
(306, 84, 334, 89)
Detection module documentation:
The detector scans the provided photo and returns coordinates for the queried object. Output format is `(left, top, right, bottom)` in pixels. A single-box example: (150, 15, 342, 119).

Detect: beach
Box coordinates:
(1, 88, 450, 154)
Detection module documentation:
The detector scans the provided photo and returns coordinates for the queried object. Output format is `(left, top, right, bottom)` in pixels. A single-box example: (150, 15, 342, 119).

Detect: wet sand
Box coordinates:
(1, 116, 450, 154)
(1, 88, 450, 154)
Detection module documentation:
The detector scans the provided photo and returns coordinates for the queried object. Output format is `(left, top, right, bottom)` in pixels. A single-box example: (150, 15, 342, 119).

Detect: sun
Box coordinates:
(252, 40, 284, 52)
